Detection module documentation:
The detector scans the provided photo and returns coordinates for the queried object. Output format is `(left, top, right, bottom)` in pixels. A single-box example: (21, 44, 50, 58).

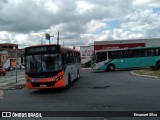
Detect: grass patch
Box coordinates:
(134, 68, 160, 77)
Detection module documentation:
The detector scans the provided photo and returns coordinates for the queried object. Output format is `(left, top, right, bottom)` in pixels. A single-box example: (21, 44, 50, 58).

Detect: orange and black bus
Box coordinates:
(24, 44, 81, 89)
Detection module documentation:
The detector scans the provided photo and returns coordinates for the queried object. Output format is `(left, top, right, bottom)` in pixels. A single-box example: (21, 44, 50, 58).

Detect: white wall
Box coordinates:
(80, 45, 94, 64)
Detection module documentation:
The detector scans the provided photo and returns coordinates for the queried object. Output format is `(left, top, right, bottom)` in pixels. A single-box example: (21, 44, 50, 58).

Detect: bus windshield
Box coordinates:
(25, 53, 62, 73)
(90, 53, 96, 62)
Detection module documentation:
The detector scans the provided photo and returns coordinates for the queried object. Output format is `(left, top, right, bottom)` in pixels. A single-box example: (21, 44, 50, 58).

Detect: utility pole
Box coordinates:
(57, 31, 59, 45)
(41, 34, 44, 44)
(15, 49, 18, 83)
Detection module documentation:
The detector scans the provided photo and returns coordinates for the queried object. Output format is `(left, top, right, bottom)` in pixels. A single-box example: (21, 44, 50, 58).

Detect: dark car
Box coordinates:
(0, 67, 6, 76)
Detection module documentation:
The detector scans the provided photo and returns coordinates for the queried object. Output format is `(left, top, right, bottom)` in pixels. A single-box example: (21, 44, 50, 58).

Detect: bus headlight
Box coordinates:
(55, 75, 63, 82)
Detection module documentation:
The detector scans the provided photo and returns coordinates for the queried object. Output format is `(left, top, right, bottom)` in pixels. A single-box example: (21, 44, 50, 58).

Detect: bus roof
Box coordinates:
(25, 44, 80, 52)
(60, 45, 80, 52)
(25, 44, 58, 48)
(127, 46, 160, 50)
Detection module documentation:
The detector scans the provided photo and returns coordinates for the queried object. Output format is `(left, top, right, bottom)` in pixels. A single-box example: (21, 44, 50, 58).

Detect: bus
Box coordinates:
(24, 44, 81, 89)
(91, 46, 160, 71)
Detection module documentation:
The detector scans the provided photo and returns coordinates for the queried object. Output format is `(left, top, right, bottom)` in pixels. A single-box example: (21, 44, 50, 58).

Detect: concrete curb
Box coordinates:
(130, 71, 160, 79)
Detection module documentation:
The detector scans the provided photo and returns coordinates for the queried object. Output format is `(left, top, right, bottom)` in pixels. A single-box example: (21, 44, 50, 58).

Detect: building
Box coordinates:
(94, 38, 160, 51)
(80, 45, 94, 64)
(0, 43, 18, 57)
(0, 43, 18, 49)
(0, 43, 17, 68)
(0, 52, 8, 67)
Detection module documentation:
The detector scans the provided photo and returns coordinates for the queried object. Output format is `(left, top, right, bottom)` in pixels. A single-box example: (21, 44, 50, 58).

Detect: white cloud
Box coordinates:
(133, 0, 160, 8)
(119, 8, 160, 39)
(44, 1, 59, 14)
(0, 0, 160, 48)
(86, 20, 106, 33)
(76, 1, 94, 14)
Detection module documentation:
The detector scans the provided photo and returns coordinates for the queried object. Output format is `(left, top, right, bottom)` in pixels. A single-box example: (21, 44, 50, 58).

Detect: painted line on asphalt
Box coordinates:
(0, 80, 24, 89)
(0, 75, 25, 83)
(0, 76, 25, 82)
(3, 78, 25, 82)
(0, 78, 25, 87)
(0, 74, 24, 78)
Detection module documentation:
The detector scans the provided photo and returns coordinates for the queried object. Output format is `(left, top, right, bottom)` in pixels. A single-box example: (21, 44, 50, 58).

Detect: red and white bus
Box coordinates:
(24, 44, 81, 89)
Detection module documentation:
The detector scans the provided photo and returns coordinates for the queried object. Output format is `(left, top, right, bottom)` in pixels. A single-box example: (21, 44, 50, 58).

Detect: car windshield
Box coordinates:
(25, 54, 62, 73)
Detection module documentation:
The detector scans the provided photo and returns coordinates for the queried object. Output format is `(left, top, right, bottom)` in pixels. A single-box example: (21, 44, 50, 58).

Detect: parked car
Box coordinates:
(4, 65, 22, 71)
(4, 66, 14, 71)
(0, 67, 6, 76)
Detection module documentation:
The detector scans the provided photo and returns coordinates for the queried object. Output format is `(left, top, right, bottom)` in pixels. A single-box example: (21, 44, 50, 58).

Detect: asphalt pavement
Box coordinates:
(1, 68, 160, 120)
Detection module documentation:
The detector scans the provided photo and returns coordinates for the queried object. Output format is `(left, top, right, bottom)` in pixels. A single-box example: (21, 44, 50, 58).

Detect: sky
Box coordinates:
(0, 0, 160, 49)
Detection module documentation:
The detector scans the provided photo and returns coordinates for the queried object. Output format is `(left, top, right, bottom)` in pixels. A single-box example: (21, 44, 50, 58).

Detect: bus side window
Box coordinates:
(128, 51, 133, 58)
(114, 51, 122, 59)
(108, 51, 117, 59)
(62, 53, 65, 65)
(156, 49, 160, 56)
(158, 49, 160, 55)
(96, 52, 107, 62)
(108, 51, 114, 59)
(133, 50, 137, 57)
(133, 50, 144, 57)
(122, 51, 129, 58)
(145, 49, 152, 56)
(144, 49, 148, 56)
(150, 49, 154, 56)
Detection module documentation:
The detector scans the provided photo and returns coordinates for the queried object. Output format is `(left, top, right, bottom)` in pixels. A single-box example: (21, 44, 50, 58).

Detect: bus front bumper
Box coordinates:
(26, 77, 65, 89)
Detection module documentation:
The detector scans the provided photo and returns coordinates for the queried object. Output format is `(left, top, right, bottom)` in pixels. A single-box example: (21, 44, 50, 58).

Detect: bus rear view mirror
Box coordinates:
(21, 55, 25, 66)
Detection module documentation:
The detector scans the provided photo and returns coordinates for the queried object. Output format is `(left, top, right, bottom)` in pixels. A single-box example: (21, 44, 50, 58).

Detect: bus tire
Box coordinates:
(107, 64, 115, 72)
(66, 74, 71, 88)
(105, 69, 109, 72)
(156, 61, 160, 70)
(76, 70, 80, 80)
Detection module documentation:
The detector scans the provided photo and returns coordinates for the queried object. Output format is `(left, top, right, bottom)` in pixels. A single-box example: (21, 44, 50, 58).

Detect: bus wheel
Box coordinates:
(156, 61, 160, 70)
(105, 68, 108, 72)
(66, 74, 71, 88)
(107, 64, 115, 72)
(76, 70, 80, 80)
